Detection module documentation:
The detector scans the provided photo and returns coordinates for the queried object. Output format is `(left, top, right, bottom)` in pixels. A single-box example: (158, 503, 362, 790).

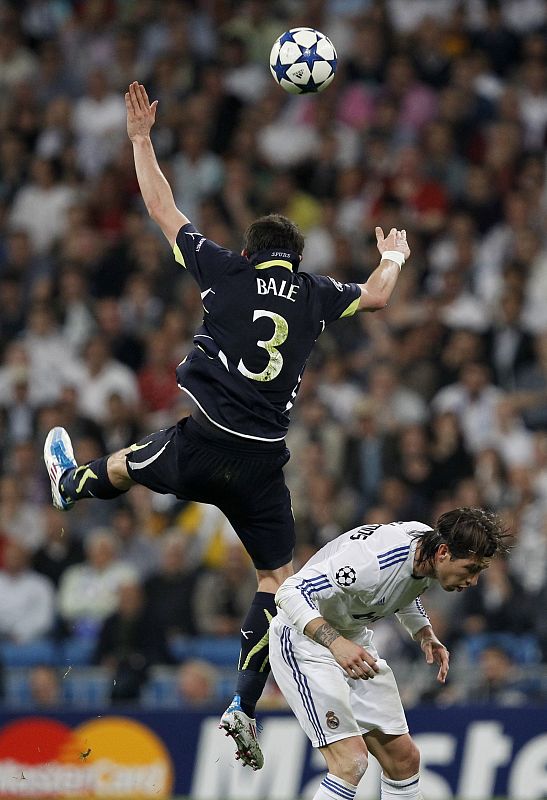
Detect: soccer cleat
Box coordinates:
(219, 695, 264, 770)
(44, 427, 77, 511)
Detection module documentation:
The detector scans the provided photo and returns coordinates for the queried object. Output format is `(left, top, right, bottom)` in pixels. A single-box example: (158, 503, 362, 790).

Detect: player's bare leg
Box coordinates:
(313, 735, 369, 800)
(365, 730, 422, 800)
(107, 448, 135, 490)
(310, 730, 421, 800)
(220, 561, 293, 770)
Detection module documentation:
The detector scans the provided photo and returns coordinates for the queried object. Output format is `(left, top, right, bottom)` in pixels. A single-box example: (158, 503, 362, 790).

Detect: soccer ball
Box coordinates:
(269, 28, 337, 95)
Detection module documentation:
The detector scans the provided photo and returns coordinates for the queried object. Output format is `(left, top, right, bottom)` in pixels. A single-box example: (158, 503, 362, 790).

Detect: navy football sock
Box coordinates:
(60, 456, 127, 502)
(236, 591, 277, 717)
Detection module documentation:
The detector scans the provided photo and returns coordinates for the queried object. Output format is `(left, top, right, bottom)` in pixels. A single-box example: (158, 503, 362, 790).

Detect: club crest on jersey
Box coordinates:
(335, 565, 356, 586)
(328, 276, 344, 291)
(326, 711, 340, 729)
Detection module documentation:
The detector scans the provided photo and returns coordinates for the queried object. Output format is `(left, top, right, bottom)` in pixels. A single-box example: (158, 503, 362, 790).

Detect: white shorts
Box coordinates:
(269, 617, 408, 748)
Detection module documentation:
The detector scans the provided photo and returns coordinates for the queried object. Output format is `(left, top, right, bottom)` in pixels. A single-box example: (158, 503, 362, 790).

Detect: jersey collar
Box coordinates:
(248, 248, 300, 271)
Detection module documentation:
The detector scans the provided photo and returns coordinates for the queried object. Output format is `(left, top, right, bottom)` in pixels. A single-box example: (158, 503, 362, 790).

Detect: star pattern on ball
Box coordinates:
(269, 28, 337, 94)
(335, 566, 357, 587)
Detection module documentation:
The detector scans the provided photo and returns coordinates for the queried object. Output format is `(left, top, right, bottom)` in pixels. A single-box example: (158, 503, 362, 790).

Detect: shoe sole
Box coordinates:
(219, 717, 264, 770)
(44, 427, 76, 511)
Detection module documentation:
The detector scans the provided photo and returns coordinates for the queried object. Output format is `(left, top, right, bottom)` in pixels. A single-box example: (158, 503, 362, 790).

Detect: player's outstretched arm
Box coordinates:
(357, 227, 410, 312)
(304, 617, 380, 680)
(125, 81, 188, 247)
(414, 624, 449, 683)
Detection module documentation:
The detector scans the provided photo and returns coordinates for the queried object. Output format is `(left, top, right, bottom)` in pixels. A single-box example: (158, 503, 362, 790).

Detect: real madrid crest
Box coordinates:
(326, 711, 340, 729)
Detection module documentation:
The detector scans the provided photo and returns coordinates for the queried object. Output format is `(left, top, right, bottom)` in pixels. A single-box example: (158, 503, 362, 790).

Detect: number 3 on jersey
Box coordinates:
(238, 310, 288, 382)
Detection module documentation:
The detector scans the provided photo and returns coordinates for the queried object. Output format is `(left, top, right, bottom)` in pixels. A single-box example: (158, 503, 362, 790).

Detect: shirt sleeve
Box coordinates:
(275, 540, 379, 635)
(309, 274, 362, 325)
(395, 596, 431, 638)
(173, 223, 237, 289)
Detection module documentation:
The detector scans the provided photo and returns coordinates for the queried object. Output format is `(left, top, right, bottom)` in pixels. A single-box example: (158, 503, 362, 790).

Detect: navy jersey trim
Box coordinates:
(178, 385, 286, 442)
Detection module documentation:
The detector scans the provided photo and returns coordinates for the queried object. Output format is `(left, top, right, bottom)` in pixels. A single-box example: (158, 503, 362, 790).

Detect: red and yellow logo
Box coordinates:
(0, 716, 174, 798)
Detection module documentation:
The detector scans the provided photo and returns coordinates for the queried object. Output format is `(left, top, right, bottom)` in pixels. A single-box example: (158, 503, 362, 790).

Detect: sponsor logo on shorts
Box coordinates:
(325, 712, 340, 730)
(335, 566, 356, 586)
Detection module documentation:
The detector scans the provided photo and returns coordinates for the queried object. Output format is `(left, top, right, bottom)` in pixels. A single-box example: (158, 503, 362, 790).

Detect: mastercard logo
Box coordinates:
(0, 716, 174, 798)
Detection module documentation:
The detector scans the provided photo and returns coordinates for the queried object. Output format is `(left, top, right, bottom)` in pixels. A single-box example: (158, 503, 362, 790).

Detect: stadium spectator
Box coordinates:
(0, 22, 37, 96)
(72, 68, 127, 178)
(0, 473, 45, 553)
(95, 580, 171, 702)
(464, 644, 544, 705)
(21, 302, 78, 407)
(176, 659, 220, 708)
(144, 532, 198, 641)
(32, 507, 84, 587)
(58, 529, 137, 638)
(8, 157, 77, 255)
(137, 329, 181, 425)
(0, 541, 55, 644)
(192, 543, 257, 637)
(28, 665, 61, 708)
(110, 503, 158, 580)
(431, 361, 504, 453)
(486, 286, 536, 390)
(72, 334, 139, 425)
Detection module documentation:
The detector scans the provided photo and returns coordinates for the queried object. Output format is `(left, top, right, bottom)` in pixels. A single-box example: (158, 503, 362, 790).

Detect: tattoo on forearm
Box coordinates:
(312, 623, 341, 648)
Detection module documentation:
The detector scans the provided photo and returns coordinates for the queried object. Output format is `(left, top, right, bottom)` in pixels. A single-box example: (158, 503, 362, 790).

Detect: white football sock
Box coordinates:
(381, 772, 422, 800)
(312, 772, 358, 800)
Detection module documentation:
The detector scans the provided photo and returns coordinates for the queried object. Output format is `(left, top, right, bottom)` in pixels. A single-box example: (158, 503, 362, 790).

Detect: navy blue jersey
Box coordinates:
(174, 224, 361, 441)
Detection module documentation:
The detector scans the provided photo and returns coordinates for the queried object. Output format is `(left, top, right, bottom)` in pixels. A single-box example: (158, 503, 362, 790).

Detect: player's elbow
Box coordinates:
(371, 295, 389, 311)
(362, 294, 389, 312)
(146, 201, 163, 223)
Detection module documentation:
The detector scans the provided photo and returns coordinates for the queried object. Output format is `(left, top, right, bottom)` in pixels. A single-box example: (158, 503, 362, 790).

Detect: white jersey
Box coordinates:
(275, 521, 433, 640)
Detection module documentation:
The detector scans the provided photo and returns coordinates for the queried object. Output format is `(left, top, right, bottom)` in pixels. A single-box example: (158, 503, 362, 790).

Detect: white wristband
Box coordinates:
(381, 250, 405, 268)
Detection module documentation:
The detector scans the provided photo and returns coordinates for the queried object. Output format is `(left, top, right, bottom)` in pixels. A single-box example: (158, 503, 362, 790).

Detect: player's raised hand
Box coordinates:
(329, 637, 380, 680)
(125, 82, 158, 141)
(376, 226, 411, 262)
(421, 636, 450, 683)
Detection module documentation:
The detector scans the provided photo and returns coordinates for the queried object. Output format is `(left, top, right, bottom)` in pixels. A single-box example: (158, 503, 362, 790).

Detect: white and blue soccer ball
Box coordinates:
(269, 28, 337, 94)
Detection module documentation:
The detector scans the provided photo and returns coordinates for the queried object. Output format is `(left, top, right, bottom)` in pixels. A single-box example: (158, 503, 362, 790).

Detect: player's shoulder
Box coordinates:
(344, 521, 431, 556)
(298, 271, 346, 291)
(176, 223, 247, 265)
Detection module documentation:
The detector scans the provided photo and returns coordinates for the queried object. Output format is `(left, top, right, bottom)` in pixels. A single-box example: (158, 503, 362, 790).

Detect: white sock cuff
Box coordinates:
(381, 772, 420, 789)
(321, 773, 358, 799)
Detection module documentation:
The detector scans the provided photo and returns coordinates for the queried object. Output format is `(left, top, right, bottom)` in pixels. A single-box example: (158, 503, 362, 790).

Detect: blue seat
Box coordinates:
(4, 669, 33, 707)
(140, 667, 179, 708)
(0, 639, 58, 667)
(60, 636, 97, 666)
(192, 637, 240, 666)
(465, 632, 541, 665)
(62, 668, 112, 707)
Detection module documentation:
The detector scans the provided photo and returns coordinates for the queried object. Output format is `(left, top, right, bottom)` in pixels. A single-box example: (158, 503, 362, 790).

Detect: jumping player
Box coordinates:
(44, 82, 410, 769)
(269, 507, 509, 800)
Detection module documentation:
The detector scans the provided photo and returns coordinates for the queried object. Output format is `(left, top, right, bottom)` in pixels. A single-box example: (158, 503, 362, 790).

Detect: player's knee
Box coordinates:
(335, 742, 368, 785)
(107, 450, 132, 488)
(391, 737, 420, 779)
(341, 751, 368, 785)
(257, 561, 294, 590)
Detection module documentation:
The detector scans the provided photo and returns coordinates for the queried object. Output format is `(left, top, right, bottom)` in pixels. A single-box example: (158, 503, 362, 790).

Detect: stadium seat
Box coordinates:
(0, 640, 58, 667)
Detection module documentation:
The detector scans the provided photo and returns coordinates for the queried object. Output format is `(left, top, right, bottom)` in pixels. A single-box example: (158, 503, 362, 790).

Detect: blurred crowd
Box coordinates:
(0, 0, 547, 709)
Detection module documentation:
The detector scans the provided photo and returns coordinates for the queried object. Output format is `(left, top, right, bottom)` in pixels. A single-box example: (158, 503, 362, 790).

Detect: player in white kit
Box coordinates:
(269, 507, 508, 800)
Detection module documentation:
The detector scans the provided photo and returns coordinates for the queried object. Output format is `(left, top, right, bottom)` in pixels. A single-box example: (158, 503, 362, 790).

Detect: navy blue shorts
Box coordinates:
(125, 416, 294, 570)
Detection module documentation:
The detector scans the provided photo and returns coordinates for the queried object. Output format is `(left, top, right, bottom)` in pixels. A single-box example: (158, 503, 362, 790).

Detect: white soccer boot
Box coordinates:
(44, 427, 77, 511)
(219, 694, 264, 770)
